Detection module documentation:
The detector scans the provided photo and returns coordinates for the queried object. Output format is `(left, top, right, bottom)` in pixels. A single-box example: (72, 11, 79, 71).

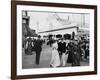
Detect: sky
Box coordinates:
(26, 11, 90, 33)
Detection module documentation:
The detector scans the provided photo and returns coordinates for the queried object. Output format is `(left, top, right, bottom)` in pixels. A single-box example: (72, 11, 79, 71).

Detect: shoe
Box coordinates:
(36, 63, 39, 65)
(50, 65, 52, 67)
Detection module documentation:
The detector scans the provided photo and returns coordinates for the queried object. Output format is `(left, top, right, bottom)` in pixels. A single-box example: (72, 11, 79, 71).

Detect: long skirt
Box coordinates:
(50, 49, 60, 67)
(61, 53, 68, 66)
(72, 52, 80, 66)
(67, 51, 73, 63)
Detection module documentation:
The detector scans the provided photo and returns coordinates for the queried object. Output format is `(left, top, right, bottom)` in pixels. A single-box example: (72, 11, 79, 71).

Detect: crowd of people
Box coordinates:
(49, 36, 89, 67)
(23, 33, 89, 68)
(24, 35, 43, 65)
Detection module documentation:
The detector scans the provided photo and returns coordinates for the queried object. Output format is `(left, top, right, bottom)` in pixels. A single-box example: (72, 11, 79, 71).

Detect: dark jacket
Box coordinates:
(58, 42, 66, 53)
(34, 39, 43, 52)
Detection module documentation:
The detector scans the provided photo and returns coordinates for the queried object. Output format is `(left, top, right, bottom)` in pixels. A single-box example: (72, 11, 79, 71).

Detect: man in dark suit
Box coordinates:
(58, 38, 66, 56)
(34, 35, 43, 65)
(58, 38, 67, 66)
(58, 39, 62, 58)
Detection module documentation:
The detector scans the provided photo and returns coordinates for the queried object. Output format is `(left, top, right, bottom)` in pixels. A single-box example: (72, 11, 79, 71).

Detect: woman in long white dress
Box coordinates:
(50, 40, 60, 68)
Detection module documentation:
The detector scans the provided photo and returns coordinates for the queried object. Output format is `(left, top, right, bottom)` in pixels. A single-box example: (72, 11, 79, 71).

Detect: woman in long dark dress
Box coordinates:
(67, 40, 81, 66)
(71, 40, 81, 66)
(67, 41, 74, 63)
(72, 46, 80, 66)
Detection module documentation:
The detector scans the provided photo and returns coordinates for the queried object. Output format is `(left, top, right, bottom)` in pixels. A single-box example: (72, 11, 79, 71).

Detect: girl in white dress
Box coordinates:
(50, 40, 60, 68)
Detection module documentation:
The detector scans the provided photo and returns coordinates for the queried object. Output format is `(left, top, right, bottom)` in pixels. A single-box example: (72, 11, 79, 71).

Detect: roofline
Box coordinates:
(38, 26, 78, 33)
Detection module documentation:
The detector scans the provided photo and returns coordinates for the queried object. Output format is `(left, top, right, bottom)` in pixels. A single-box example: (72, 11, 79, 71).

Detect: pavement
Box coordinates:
(22, 43, 89, 69)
